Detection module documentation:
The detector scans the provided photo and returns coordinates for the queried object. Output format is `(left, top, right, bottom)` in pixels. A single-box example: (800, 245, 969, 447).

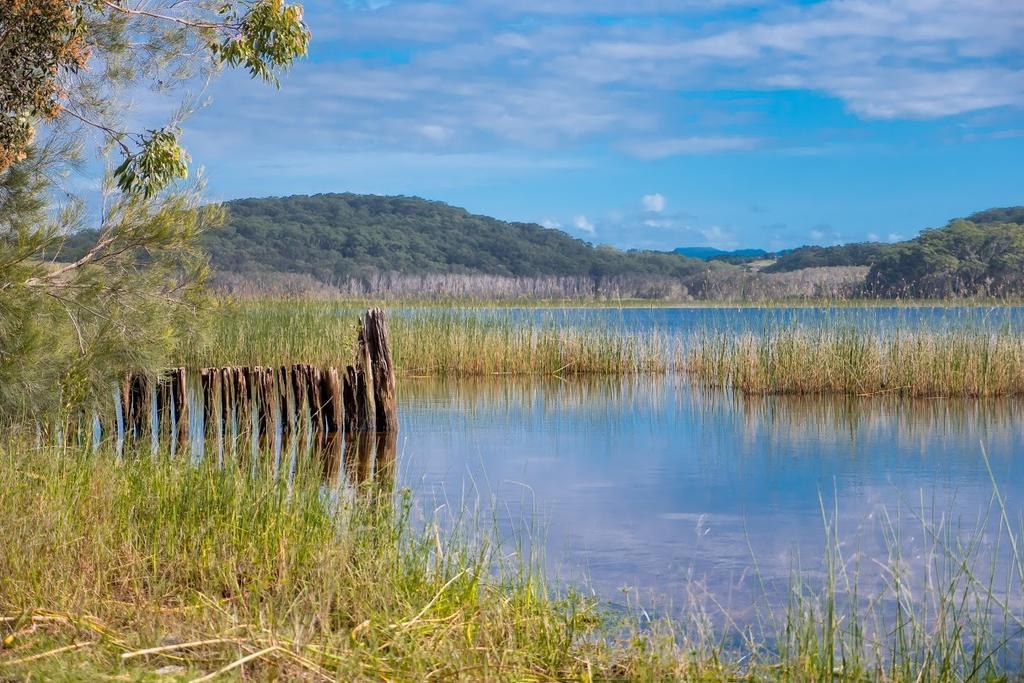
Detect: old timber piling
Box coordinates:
(114, 309, 399, 484)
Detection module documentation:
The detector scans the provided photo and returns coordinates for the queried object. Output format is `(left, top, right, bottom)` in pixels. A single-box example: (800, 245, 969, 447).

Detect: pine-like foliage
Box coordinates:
(0, 1, 309, 423)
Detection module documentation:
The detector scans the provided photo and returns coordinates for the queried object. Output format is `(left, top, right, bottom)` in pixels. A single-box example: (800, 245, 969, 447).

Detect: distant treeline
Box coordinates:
(55, 195, 1024, 300)
(211, 267, 867, 301)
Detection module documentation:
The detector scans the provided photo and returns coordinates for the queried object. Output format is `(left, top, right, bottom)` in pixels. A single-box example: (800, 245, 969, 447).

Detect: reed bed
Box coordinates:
(687, 328, 1024, 397)
(182, 300, 677, 375)
(2, 443, 1023, 680)
(183, 300, 1024, 396)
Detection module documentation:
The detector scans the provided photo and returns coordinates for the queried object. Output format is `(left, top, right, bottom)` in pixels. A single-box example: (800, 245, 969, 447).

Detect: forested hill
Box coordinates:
(54, 195, 1024, 299)
(206, 193, 711, 281)
(763, 206, 1024, 275)
(758, 206, 1024, 297)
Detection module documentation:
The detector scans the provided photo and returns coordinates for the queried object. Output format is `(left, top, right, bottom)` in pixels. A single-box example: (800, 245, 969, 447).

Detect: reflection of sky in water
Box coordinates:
(397, 305, 1024, 336)
(395, 376, 1024, 622)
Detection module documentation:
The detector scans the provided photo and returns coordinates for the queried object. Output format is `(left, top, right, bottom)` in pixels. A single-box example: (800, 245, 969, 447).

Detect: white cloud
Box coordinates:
(541, 218, 562, 230)
(701, 225, 737, 250)
(867, 232, 880, 242)
(887, 233, 903, 243)
(177, 0, 1024, 200)
(418, 124, 453, 142)
(625, 136, 763, 160)
(809, 229, 825, 241)
(573, 215, 596, 234)
(642, 193, 666, 212)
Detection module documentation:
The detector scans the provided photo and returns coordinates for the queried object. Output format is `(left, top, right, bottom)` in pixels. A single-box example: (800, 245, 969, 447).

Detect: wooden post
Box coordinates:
(278, 365, 294, 456)
(201, 368, 220, 450)
(291, 364, 310, 456)
(320, 367, 342, 437)
(344, 359, 375, 434)
(346, 319, 378, 435)
(124, 372, 151, 451)
(308, 365, 325, 448)
(172, 367, 188, 455)
(156, 374, 173, 447)
(342, 366, 358, 435)
(257, 366, 277, 456)
(236, 366, 252, 442)
(220, 367, 234, 457)
(120, 374, 131, 447)
(361, 308, 399, 433)
(315, 366, 343, 474)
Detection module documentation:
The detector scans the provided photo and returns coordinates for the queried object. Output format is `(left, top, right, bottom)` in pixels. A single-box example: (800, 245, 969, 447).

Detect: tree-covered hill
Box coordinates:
(758, 207, 1024, 297)
(965, 206, 1024, 225)
(762, 242, 893, 273)
(762, 206, 1024, 275)
(206, 193, 713, 282)
(54, 195, 1024, 299)
(866, 219, 1024, 297)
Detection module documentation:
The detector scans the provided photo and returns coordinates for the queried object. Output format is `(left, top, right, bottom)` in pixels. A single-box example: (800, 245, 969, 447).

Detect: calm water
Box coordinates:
(151, 304, 1024, 629)
(394, 373, 1024, 621)
(402, 304, 1024, 336)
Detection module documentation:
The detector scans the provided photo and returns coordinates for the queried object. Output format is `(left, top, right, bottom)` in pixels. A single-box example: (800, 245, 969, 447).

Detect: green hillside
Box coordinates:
(763, 242, 892, 273)
(52, 196, 1024, 299)
(207, 193, 711, 281)
(764, 206, 1024, 275)
(866, 219, 1024, 297)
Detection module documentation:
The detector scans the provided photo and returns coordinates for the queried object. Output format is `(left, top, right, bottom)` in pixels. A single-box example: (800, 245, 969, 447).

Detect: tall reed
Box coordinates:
(687, 328, 1024, 397)
(183, 300, 678, 375)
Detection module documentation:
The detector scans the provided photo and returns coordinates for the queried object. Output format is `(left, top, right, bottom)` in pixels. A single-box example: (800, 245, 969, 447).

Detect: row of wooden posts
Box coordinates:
(118, 309, 399, 469)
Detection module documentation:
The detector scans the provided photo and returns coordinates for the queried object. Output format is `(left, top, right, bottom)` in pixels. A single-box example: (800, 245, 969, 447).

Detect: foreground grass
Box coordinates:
(688, 328, 1024, 397)
(0, 446, 703, 680)
(2, 445, 1023, 680)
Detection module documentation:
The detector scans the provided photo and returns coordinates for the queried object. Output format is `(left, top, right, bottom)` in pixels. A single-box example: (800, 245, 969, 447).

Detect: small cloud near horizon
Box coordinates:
(642, 193, 666, 212)
(573, 215, 596, 234)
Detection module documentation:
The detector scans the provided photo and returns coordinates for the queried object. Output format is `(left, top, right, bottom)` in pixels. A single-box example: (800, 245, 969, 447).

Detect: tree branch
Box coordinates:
(99, 1, 240, 32)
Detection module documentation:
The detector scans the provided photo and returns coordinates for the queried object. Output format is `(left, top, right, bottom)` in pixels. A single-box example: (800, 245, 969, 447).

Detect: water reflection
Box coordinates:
(100, 367, 400, 497)
(397, 376, 1024, 620)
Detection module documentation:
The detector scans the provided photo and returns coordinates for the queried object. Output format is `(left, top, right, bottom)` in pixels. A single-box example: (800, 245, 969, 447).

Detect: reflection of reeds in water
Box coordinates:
(404, 375, 1024, 460)
(72, 365, 399, 493)
(719, 393, 1024, 457)
(182, 301, 682, 375)
(401, 375, 673, 433)
(688, 328, 1024, 397)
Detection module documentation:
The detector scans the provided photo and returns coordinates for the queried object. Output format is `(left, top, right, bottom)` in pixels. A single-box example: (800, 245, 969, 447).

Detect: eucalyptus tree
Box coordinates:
(0, 1, 309, 420)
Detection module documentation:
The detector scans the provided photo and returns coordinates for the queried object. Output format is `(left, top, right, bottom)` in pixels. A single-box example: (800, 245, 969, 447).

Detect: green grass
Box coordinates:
(183, 300, 678, 375)
(1, 443, 1023, 680)
(687, 328, 1024, 397)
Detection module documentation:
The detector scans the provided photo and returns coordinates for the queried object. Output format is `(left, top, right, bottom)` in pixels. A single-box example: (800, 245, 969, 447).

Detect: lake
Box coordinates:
(403, 304, 1024, 336)
(389, 306, 1024, 626)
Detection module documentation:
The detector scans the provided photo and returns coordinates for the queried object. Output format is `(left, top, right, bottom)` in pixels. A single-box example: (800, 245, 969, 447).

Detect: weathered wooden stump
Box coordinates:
(362, 308, 399, 433)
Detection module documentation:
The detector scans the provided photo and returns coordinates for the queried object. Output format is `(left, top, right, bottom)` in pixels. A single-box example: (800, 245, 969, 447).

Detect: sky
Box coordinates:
(177, 0, 1024, 251)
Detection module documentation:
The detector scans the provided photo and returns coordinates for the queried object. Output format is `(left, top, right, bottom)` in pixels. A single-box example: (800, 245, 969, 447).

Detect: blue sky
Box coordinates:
(179, 0, 1024, 251)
